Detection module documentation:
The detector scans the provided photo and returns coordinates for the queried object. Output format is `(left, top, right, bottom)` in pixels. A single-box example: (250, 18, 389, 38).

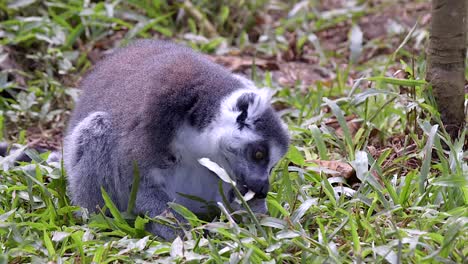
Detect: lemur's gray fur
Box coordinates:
(64, 40, 289, 240)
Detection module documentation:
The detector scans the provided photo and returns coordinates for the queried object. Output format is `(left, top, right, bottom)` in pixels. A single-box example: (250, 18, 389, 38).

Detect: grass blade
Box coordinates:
(419, 125, 438, 194)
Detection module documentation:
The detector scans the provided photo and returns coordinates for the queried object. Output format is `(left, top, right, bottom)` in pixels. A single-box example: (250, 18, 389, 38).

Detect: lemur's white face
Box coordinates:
(219, 137, 285, 214)
(172, 81, 289, 214)
(210, 86, 289, 211)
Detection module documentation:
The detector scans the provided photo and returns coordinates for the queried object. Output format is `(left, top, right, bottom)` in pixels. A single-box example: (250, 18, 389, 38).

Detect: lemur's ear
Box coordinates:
(234, 89, 273, 130)
(235, 93, 256, 129)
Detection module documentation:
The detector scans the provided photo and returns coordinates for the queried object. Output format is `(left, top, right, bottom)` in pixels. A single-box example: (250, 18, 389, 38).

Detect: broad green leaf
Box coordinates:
(287, 145, 305, 166)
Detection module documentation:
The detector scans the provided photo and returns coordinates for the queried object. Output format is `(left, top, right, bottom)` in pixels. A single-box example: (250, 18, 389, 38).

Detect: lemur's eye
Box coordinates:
(254, 150, 265, 161)
(248, 142, 269, 163)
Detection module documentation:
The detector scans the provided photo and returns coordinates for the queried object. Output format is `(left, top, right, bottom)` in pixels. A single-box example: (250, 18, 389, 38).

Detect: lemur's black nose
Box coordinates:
(248, 178, 269, 199)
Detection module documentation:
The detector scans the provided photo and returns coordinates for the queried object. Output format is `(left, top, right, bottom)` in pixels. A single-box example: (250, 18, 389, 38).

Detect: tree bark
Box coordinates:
(426, 0, 467, 139)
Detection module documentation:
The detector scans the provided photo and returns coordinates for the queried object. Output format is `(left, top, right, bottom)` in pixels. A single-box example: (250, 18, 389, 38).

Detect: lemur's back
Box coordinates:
(69, 40, 242, 132)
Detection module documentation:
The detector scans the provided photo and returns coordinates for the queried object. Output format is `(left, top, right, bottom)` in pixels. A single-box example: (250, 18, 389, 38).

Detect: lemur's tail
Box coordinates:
(0, 142, 61, 166)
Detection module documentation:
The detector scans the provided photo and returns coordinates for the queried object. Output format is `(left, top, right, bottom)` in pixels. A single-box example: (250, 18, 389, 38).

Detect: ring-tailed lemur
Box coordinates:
(63, 40, 289, 240)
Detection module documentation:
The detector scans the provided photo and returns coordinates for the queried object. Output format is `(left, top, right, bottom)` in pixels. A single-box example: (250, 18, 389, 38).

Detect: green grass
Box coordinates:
(1, 0, 467, 263)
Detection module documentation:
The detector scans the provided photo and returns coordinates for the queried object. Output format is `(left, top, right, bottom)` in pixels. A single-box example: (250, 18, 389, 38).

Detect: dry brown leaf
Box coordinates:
(307, 159, 354, 179)
(307, 159, 386, 186)
(335, 120, 362, 138)
(324, 114, 362, 137)
(324, 114, 357, 128)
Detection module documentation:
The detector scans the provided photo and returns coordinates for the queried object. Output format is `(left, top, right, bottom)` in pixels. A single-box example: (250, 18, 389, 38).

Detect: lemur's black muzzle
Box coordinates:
(246, 178, 269, 199)
(236, 176, 269, 199)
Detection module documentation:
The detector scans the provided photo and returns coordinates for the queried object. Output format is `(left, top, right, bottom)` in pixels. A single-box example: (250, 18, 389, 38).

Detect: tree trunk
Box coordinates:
(426, 0, 467, 139)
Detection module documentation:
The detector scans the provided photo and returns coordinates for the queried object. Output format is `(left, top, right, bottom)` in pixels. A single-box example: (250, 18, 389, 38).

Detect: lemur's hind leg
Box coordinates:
(64, 112, 119, 212)
(64, 111, 182, 240)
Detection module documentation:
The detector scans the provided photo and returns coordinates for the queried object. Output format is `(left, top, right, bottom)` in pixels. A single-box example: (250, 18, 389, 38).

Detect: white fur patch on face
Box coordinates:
(219, 86, 273, 129)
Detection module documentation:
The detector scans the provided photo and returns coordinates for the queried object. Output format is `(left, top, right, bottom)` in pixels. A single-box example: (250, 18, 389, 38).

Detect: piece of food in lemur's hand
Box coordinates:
(63, 40, 289, 240)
